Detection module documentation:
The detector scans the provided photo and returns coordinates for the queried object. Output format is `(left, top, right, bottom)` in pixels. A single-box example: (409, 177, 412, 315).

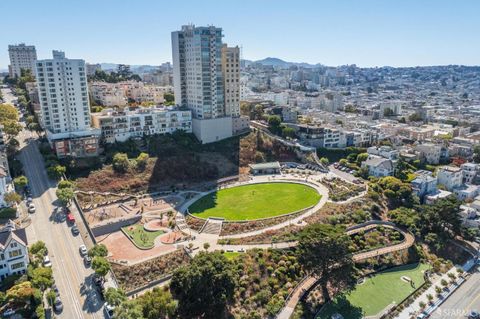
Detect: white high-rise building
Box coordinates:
(8, 43, 37, 78)
(35, 51, 100, 157)
(172, 25, 243, 143)
(221, 45, 241, 117)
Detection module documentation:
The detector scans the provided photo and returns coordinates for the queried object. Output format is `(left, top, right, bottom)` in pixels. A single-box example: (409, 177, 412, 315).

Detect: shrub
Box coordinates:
(0, 207, 17, 219)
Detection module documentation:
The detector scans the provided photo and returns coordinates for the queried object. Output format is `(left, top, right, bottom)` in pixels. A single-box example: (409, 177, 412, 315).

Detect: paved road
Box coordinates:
(3, 87, 104, 319)
(430, 267, 480, 319)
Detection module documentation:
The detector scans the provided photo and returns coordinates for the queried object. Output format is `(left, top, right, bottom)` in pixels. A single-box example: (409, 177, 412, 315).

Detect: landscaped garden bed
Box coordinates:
(228, 249, 304, 318)
(322, 177, 366, 202)
(111, 249, 190, 292)
(349, 226, 404, 253)
(219, 225, 303, 245)
(121, 223, 165, 249)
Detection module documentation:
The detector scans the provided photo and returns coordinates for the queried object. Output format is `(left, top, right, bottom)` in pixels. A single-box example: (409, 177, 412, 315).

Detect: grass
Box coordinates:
(317, 263, 430, 319)
(122, 224, 165, 249)
(223, 252, 242, 260)
(189, 182, 321, 221)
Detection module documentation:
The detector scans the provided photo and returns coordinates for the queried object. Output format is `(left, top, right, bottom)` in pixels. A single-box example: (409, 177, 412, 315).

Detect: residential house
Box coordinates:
(0, 221, 29, 281)
(437, 166, 463, 191)
(361, 155, 394, 177)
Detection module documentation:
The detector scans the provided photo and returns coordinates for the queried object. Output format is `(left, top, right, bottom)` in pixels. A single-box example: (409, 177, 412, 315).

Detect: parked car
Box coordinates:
(67, 213, 75, 224)
(71, 225, 79, 236)
(83, 255, 92, 266)
(26, 197, 33, 204)
(469, 310, 480, 319)
(43, 256, 52, 267)
(28, 203, 36, 213)
(79, 244, 88, 256)
(51, 284, 60, 297)
(53, 298, 63, 313)
(104, 303, 115, 319)
(2, 308, 15, 317)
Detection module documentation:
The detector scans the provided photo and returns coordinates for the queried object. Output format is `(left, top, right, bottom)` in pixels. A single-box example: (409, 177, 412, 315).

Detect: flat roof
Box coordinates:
(249, 161, 281, 170)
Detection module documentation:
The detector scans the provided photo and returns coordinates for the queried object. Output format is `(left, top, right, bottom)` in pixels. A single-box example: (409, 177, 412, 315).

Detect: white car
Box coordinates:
(28, 203, 36, 213)
(43, 256, 52, 267)
(79, 245, 88, 256)
(104, 303, 115, 319)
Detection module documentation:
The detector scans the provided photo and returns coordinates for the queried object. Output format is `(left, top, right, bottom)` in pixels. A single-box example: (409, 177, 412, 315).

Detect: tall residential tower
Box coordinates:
(35, 51, 100, 157)
(172, 25, 246, 143)
(8, 43, 37, 78)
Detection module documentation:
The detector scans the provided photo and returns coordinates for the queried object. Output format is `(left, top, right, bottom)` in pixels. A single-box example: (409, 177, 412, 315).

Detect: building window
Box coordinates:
(11, 262, 24, 270)
(8, 249, 21, 258)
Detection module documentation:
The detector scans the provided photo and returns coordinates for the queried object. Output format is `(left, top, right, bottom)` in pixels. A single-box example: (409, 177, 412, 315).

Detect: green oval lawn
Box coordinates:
(188, 183, 321, 221)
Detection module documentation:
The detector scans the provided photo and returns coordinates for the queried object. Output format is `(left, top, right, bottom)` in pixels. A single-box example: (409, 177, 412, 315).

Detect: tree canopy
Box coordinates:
(297, 224, 356, 302)
(112, 153, 130, 173)
(170, 252, 237, 318)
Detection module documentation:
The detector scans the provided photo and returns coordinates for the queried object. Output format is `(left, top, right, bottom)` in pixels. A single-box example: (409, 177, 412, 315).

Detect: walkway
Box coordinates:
(275, 221, 415, 319)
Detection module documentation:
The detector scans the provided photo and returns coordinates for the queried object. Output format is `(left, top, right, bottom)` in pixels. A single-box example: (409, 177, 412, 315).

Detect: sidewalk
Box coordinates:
(395, 259, 476, 319)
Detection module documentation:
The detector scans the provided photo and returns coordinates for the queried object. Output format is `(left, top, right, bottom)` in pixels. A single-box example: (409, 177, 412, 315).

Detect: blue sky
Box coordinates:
(1, 0, 479, 69)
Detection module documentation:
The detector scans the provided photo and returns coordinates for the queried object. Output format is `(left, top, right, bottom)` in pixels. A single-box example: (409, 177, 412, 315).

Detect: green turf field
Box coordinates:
(317, 263, 430, 319)
(188, 182, 321, 221)
(122, 224, 165, 249)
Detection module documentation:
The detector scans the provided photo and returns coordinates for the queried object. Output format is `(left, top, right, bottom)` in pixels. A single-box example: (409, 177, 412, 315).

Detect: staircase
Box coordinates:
(175, 214, 189, 232)
(200, 218, 223, 235)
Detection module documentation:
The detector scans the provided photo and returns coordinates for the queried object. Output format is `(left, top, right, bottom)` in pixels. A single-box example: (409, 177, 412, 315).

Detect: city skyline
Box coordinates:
(2, 0, 480, 69)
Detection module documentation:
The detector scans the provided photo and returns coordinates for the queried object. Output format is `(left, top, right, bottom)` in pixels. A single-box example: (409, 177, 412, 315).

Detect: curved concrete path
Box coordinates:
(275, 222, 415, 319)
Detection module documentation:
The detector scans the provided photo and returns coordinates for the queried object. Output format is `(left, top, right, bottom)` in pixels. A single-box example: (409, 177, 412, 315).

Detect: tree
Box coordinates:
(408, 113, 423, 122)
(387, 207, 420, 234)
(30, 241, 47, 256)
(418, 196, 462, 238)
(473, 145, 480, 164)
(2, 120, 22, 138)
(383, 107, 394, 117)
(355, 153, 369, 165)
(57, 180, 74, 189)
(138, 287, 177, 319)
(6, 281, 37, 305)
(30, 267, 53, 291)
(267, 115, 282, 135)
(170, 252, 237, 318)
(281, 126, 296, 139)
(4, 192, 22, 205)
(203, 243, 210, 251)
(105, 288, 127, 307)
(47, 165, 66, 180)
(92, 256, 110, 277)
(56, 187, 75, 206)
(13, 175, 28, 189)
(0, 104, 19, 123)
(46, 290, 56, 307)
(88, 244, 109, 258)
(112, 153, 130, 173)
(320, 157, 329, 165)
(136, 153, 149, 171)
(164, 93, 175, 106)
(297, 224, 356, 302)
(394, 159, 411, 181)
(115, 300, 145, 319)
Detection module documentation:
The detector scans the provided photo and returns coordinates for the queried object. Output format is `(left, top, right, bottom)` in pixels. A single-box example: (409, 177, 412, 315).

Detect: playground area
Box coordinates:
(85, 194, 183, 227)
(317, 263, 430, 319)
(97, 226, 185, 264)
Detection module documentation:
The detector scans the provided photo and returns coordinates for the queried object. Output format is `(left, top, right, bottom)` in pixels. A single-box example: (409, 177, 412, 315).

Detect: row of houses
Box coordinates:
(89, 81, 172, 107)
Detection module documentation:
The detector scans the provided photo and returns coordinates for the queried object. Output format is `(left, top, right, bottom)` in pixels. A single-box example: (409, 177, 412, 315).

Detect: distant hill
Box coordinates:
(99, 63, 159, 73)
(251, 57, 321, 68)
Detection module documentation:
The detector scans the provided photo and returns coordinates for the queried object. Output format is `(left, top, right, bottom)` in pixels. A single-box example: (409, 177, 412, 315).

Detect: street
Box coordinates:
(2, 87, 104, 319)
(430, 267, 480, 319)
